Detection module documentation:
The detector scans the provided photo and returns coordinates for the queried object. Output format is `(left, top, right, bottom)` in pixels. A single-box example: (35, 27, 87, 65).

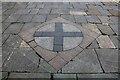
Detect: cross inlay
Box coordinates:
(34, 22, 83, 52)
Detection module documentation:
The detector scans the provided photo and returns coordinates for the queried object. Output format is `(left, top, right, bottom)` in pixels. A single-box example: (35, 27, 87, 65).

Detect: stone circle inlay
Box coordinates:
(34, 22, 83, 52)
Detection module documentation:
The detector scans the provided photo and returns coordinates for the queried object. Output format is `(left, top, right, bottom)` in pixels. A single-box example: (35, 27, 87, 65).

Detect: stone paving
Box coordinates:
(1, 2, 119, 79)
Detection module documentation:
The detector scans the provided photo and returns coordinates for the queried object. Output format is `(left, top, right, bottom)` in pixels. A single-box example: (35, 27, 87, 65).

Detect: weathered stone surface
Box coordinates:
(98, 16, 109, 23)
(38, 9, 51, 14)
(44, 4, 59, 9)
(95, 49, 118, 72)
(20, 41, 30, 48)
(109, 36, 118, 48)
(4, 14, 21, 22)
(61, 15, 75, 22)
(77, 74, 118, 78)
(108, 10, 119, 16)
(34, 46, 57, 61)
(109, 16, 118, 24)
(4, 23, 23, 34)
(49, 56, 67, 71)
(70, 10, 87, 15)
(8, 73, 50, 78)
(29, 41, 38, 48)
(54, 74, 76, 79)
(32, 15, 47, 22)
(2, 23, 10, 33)
(2, 48, 40, 72)
(74, 16, 87, 23)
(39, 58, 57, 73)
(46, 15, 60, 21)
(15, 9, 31, 14)
(30, 9, 39, 14)
(87, 40, 99, 49)
(58, 46, 83, 62)
(81, 23, 101, 34)
(97, 35, 116, 48)
(62, 49, 103, 73)
(3, 35, 22, 48)
(21, 23, 37, 31)
(2, 72, 8, 79)
(86, 15, 101, 23)
(86, 9, 101, 15)
(26, 3, 36, 9)
(97, 24, 115, 35)
(18, 15, 33, 22)
(109, 24, 118, 35)
(51, 9, 70, 15)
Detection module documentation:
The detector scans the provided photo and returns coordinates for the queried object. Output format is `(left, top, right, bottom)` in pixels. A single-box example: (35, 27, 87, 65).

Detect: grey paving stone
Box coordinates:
(2, 33, 10, 45)
(15, 9, 31, 14)
(2, 48, 41, 72)
(32, 15, 47, 22)
(36, 4, 44, 8)
(73, 3, 87, 9)
(109, 16, 118, 24)
(86, 15, 101, 23)
(46, 15, 60, 21)
(38, 9, 51, 14)
(44, 4, 59, 9)
(8, 73, 50, 78)
(30, 9, 39, 14)
(3, 8, 17, 15)
(51, 9, 70, 15)
(2, 22, 11, 33)
(54, 74, 76, 80)
(95, 49, 118, 72)
(109, 36, 118, 48)
(26, 3, 37, 9)
(62, 49, 103, 73)
(17, 15, 33, 22)
(39, 58, 57, 73)
(97, 8, 111, 16)
(77, 74, 118, 78)
(4, 23, 23, 34)
(87, 40, 99, 49)
(53, 45, 63, 52)
(59, 4, 73, 9)
(3, 35, 22, 48)
(2, 72, 8, 79)
(74, 16, 87, 23)
(98, 16, 109, 23)
(97, 24, 115, 35)
(61, 15, 75, 22)
(2, 15, 9, 22)
(21, 23, 38, 31)
(13, 3, 27, 9)
(4, 14, 21, 22)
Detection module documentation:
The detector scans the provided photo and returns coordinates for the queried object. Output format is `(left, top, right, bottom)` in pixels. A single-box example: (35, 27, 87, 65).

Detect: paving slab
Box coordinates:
(17, 15, 33, 22)
(38, 9, 51, 14)
(97, 35, 116, 48)
(54, 74, 76, 80)
(2, 23, 11, 33)
(95, 49, 118, 72)
(32, 15, 47, 22)
(8, 73, 50, 78)
(4, 23, 23, 34)
(75, 16, 87, 23)
(51, 9, 70, 15)
(62, 49, 103, 73)
(86, 15, 101, 23)
(87, 40, 100, 49)
(109, 36, 119, 48)
(15, 9, 31, 14)
(30, 9, 39, 14)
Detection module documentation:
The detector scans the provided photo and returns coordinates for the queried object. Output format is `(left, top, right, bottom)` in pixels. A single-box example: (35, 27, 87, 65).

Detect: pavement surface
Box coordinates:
(1, 2, 120, 79)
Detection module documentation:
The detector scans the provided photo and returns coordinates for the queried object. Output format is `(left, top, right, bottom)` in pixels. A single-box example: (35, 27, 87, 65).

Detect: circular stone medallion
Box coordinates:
(34, 23, 83, 52)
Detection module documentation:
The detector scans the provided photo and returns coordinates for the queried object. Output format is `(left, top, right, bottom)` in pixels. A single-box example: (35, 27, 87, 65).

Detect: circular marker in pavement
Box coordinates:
(34, 23, 83, 52)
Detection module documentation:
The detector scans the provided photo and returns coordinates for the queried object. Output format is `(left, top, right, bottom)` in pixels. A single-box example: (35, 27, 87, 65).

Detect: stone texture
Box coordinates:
(61, 15, 75, 22)
(95, 49, 118, 72)
(81, 23, 101, 34)
(32, 15, 47, 22)
(46, 15, 60, 21)
(35, 37, 54, 50)
(29, 41, 38, 48)
(86, 9, 101, 15)
(108, 10, 119, 16)
(4, 14, 21, 22)
(74, 16, 87, 23)
(86, 15, 101, 23)
(63, 37, 83, 50)
(54, 74, 76, 79)
(17, 15, 33, 22)
(15, 9, 31, 14)
(51, 9, 70, 15)
(109, 36, 118, 48)
(87, 40, 100, 49)
(77, 74, 118, 78)
(58, 46, 83, 62)
(98, 16, 109, 23)
(34, 46, 57, 61)
(97, 35, 116, 48)
(70, 10, 87, 15)
(97, 24, 115, 35)
(38, 9, 51, 14)
(4, 23, 23, 34)
(3, 35, 22, 48)
(30, 9, 39, 14)
(109, 24, 118, 35)
(49, 56, 67, 71)
(2, 23, 10, 33)
(2, 72, 8, 79)
(62, 49, 103, 73)
(21, 23, 37, 31)
(8, 73, 50, 78)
